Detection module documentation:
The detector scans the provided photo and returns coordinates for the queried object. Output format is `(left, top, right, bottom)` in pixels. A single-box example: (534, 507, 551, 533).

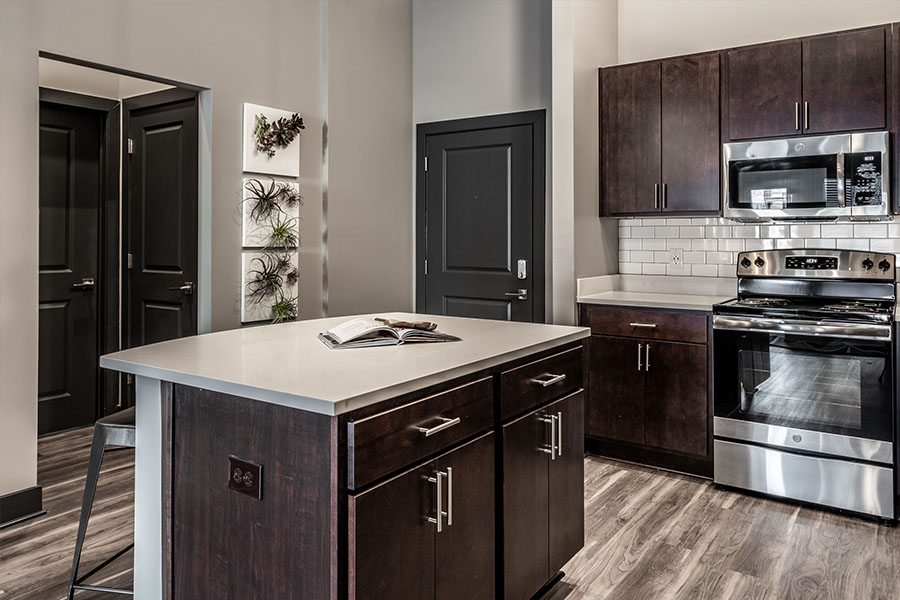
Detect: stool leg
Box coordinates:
(67, 431, 107, 600)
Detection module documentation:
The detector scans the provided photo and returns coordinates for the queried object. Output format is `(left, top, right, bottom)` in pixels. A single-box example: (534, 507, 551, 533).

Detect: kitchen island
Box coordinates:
(100, 312, 589, 600)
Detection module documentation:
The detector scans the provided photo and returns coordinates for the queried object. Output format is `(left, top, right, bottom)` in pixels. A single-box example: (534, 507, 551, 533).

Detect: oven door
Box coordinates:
(713, 320, 893, 464)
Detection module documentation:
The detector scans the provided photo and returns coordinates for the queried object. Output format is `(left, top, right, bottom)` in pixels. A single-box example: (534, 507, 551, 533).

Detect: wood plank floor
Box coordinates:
(3, 429, 900, 599)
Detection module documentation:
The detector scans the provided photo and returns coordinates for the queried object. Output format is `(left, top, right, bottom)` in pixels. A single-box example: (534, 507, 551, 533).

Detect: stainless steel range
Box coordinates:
(712, 249, 896, 519)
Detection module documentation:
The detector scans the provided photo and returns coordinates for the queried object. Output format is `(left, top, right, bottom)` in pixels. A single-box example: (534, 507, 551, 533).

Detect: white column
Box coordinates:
(133, 376, 168, 599)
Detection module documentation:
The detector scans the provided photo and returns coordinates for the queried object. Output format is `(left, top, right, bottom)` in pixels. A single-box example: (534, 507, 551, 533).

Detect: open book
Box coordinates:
(318, 317, 461, 349)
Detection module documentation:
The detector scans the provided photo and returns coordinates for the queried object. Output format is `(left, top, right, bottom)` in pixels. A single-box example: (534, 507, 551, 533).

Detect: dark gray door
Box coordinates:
(418, 111, 545, 322)
(125, 90, 199, 347)
(38, 102, 103, 434)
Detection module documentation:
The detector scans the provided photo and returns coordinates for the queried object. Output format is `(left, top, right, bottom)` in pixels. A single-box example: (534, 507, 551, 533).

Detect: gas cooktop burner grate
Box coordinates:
(735, 298, 791, 308)
(819, 300, 888, 313)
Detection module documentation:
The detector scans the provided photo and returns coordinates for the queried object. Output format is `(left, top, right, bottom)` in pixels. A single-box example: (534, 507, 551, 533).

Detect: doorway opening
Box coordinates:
(37, 54, 209, 435)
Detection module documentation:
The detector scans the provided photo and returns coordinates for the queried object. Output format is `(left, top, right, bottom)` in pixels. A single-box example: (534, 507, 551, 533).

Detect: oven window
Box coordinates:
(715, 331, 892, 441)
(728, 155, 839, 210)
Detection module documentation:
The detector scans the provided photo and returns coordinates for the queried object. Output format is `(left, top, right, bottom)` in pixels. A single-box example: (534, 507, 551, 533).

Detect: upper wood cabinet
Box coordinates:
(726, 26, 888, 140)
(601, 52, 720, 217)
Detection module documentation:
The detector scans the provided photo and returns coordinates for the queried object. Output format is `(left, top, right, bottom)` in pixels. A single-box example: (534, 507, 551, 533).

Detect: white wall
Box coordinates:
(327, 0, 413, 317)
(412, 0, 553, 317)
(619, 0, 900, 63)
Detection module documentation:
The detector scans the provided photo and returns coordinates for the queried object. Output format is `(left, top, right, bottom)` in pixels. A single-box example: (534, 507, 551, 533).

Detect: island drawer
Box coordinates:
(499, 346, 583, 421)
(347, 376, 493, 489)
(585, 305, 707, 343)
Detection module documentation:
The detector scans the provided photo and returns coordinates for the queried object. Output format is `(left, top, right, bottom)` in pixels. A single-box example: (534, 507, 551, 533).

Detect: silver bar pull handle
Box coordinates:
(426, 471, 444, 532)
(645, 343, 651, 372)
(72, 277, 95, 289)
(557, 411, 563, 457)
(417, 417, 460, 437)
(654, 183, 660, 209)
(804, 101, 809, 130)
(531, 373, 566, 387)
(795, 101, 800, 130)
(637, 343, 643, 371)
(539, 416, 556, 460)
(446, 467, 453, 526)
(662, 183, 668, 209)
(629, 322, 657, 328)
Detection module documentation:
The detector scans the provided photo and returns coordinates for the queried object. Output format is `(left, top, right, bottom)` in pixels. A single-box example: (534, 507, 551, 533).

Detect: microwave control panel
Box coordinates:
(846, 152, 883, 206)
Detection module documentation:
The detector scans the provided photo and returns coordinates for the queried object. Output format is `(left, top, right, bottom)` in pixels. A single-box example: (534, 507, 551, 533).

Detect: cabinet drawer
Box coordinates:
(348, 377, 493, 489)
(586, 305, 707, 343)
(499, 347, 583, 421)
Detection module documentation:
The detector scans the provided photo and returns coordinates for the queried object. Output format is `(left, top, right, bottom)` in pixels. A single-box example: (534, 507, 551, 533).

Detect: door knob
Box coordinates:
(504, 289, 528, 301)
(169, 281, 194, 295)
(71, 278, 95, 290)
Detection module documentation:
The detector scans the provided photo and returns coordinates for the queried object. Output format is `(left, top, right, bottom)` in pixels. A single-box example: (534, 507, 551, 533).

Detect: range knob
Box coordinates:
(878, 259, 891, 272)
(862, 258, 875, 271)
(754, 257, 765, 268)
(740, 257, 752, 268)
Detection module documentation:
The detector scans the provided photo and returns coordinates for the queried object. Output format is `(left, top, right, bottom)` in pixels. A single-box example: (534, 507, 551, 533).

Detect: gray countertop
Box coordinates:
(576, 275, 737, 312)
(100, 312, 589, 416)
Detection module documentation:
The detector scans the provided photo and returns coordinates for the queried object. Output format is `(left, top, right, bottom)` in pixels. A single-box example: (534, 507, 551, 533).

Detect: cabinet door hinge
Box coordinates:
(127, 138, 134, 155)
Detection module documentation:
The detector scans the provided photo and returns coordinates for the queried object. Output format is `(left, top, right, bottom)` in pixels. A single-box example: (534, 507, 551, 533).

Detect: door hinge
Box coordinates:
(127, 253, 134, 269)
(424, 156, 428, 172)
(424, 260, 428, 276)
(127, 138, 134, 155)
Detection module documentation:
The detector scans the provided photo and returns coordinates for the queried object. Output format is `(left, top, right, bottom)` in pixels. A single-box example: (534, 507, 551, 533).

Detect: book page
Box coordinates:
(325, 318, 394, 344)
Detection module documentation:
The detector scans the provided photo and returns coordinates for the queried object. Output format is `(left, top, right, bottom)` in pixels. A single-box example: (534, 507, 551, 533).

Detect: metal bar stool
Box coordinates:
(67, 407, 136, 598)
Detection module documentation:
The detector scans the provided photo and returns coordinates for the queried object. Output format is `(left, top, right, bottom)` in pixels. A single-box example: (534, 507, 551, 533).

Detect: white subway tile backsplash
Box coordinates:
(837, 238, 870, 251)
(691, 264, 718, 277)
(618, 216, 899, 279)
(790, 224, 820, 238)
(854, 223, 887, 238)
(642, 238, 667, 251)
(679, 226, 705, 238)
(642, 263, 667, 275)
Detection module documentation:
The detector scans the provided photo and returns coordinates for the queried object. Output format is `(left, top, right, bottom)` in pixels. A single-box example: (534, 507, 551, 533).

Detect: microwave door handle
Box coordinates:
(836, 152, 846, 207)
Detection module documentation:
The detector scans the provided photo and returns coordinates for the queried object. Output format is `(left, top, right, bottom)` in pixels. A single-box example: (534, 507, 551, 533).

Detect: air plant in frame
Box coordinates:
(270, 289, 298, 323)
(244, 178, 304, 223)
(245, 253, 292, 305)
(265, 212, 299, 251)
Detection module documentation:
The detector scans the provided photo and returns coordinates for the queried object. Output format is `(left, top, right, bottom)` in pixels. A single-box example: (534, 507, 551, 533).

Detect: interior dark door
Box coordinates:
(548, 392, 585, 575)
(602, 61, 661, 215)
(125, 91, 198, 347)
(434, 433, 495, 600)
(419, 111, 544, 323)
(349, 462, 436, 600)
(587, 335, 645, 444)
(802, 27, 887, 134)
(726, 39, 802, 140)
(661, 53, 720, 213)
(502, 408, 549, 600)
(644, 340, 708, 456)
(38, 102, 103, 434)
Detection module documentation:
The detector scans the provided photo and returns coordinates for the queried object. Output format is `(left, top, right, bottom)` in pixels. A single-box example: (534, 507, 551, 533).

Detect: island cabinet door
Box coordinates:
(348, 433, 496, 600)
(501, 408, 550, 600)
(348, 462, 436, 600)
(434, 433, 496, 600)
(548, 391, 585, 574)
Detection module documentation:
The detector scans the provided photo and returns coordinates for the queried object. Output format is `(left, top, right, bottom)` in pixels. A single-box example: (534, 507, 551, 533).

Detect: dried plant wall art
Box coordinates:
(242, 103, 304, 177)
(241, 178, 302, 248)
(241, 251, 299, 324)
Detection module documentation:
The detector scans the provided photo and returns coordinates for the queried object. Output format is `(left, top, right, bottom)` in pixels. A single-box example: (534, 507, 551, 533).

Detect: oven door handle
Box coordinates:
(712, 315, 892, 341)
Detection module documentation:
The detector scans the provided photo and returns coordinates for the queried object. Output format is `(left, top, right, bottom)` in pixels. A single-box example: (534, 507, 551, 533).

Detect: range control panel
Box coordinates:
(785, 256, 838, 270)
(736, 249, 895, 281)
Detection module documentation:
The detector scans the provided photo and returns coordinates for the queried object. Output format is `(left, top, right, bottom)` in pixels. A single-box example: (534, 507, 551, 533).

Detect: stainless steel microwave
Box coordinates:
(723, 131, 889, 221)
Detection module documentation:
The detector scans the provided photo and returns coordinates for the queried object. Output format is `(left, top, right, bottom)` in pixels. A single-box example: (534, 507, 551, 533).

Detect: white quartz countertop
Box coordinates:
(100, 312, 589, 416)
(576, 275, 737, 312)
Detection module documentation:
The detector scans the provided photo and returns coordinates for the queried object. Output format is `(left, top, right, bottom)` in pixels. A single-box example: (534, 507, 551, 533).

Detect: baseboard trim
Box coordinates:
(0, 485, 43, 529)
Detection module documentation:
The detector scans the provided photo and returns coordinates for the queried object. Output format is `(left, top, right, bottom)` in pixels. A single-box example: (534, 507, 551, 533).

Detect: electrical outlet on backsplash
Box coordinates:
(618, 217, 900, 278)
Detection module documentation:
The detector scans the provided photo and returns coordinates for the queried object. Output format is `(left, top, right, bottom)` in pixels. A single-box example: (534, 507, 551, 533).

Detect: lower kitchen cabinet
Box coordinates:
(349, 432, 495, 600)
(502, 391, 584, 600)
(581, 303, 711, 476)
